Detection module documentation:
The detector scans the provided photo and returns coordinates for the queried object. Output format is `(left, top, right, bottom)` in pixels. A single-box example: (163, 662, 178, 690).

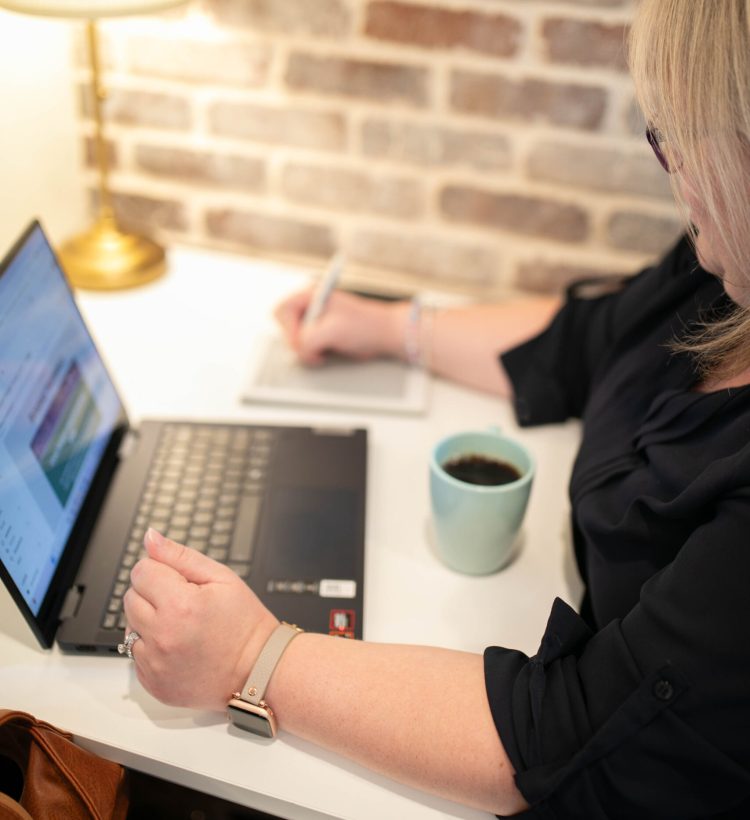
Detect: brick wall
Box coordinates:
(79, 0, 683, 298)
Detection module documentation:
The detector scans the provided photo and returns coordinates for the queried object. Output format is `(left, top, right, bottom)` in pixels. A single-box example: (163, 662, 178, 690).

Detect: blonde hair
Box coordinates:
(629, 0, 750, 380)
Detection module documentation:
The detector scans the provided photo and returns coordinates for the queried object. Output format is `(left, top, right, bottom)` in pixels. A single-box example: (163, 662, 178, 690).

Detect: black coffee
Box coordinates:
(442, 454, 521, 486)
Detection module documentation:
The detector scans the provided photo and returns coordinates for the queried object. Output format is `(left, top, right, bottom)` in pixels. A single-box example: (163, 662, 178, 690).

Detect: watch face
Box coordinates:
(227, 700, 277, 738)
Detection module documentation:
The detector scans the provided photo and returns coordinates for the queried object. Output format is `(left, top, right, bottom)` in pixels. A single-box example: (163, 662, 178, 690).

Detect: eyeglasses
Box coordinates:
(646, 126, 676, 173)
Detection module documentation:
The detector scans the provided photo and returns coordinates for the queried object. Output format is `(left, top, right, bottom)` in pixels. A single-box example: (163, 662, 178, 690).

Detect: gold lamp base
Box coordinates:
(59, 217, 166, 291)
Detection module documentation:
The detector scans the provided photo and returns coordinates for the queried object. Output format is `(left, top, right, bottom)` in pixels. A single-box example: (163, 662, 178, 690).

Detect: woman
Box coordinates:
(123, 1, 750, 816)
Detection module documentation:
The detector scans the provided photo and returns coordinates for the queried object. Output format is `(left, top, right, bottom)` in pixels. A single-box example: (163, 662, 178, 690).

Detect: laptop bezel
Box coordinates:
(0, 219, 130, 648)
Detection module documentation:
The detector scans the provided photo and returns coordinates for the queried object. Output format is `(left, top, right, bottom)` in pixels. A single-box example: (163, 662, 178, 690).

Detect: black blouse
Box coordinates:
(486, 237, 750, 818)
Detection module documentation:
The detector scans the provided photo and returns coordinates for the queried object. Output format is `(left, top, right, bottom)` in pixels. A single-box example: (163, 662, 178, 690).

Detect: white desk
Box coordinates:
(0, 246, 583, 820)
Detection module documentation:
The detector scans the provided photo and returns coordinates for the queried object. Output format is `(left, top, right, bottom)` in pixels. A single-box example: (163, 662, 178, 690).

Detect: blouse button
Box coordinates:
(653, 679, 674, 701)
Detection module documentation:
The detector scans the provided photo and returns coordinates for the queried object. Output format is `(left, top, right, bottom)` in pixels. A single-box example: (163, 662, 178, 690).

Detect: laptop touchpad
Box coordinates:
(262, 487, 359, 579)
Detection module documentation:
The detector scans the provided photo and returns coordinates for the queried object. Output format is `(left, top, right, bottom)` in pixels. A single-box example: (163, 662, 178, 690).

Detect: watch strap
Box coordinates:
(236, 622, 303, 707)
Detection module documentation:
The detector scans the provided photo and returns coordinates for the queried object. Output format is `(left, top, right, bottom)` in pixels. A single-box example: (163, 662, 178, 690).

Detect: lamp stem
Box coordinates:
(86, 18, 114, 223)
(58, 13, 166, 290)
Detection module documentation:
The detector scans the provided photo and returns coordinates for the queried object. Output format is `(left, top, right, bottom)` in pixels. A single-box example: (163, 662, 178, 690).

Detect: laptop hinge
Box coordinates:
(312, 427, 356, 437)
(117, 428, 140, 460)
(60, 585, 84, 621)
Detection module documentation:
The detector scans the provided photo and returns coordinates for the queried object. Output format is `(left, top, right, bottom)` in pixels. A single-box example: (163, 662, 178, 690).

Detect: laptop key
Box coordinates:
(229, 496, 260, 563)
(215, 505, 235, 520)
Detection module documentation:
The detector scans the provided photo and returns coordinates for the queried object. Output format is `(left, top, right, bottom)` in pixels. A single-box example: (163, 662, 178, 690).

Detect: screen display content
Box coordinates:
(0, 225, 122, 614)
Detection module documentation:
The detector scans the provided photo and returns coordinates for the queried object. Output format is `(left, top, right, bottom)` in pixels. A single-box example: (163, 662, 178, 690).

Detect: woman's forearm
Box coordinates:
(266, 633, 529, 817)
(385, 297, 562, 397)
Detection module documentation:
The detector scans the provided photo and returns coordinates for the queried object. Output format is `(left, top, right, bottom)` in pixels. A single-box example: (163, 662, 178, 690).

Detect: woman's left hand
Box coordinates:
(122, 528, 279, 711)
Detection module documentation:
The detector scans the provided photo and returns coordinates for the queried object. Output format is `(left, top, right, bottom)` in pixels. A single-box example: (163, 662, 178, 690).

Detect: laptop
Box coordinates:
(0, 220, 367, 652)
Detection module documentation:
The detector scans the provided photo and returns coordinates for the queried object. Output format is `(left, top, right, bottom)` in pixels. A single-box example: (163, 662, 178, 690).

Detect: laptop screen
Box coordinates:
(0, 223, 122, 615)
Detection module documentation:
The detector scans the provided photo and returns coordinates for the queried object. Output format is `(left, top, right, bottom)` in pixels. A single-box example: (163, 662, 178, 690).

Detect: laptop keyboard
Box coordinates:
(102, 423, 274, 631)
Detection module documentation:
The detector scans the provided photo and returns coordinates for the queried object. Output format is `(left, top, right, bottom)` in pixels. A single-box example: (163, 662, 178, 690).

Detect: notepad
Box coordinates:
(241, 333, 430, 415)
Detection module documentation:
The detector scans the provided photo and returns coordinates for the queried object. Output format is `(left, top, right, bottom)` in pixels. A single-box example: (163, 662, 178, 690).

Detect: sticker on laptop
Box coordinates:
(329, 609, 355, 632)
(266, 579, 317, 595)
(319, 579, 356, 599)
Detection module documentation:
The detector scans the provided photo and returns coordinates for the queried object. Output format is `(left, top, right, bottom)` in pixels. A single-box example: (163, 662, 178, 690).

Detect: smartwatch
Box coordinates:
(227, 622, 303, 738)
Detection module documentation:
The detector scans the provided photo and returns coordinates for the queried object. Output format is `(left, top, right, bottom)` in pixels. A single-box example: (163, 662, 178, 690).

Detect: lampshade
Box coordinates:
(0, 0, 186, 18)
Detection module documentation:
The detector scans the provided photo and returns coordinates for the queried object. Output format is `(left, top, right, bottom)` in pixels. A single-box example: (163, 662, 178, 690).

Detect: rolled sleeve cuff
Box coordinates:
(501, 344, 571, 427)
(481, 598, 750, 818)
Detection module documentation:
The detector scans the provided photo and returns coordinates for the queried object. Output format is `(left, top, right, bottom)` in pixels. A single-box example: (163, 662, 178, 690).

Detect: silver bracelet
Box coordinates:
(404, 296, 422, 366)
(404, 295, 436, 369)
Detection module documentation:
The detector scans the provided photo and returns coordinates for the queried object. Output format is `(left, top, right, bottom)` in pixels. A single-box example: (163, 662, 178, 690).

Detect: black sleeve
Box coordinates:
(484, 493, 750, 818)
(500, 237, 693, 427)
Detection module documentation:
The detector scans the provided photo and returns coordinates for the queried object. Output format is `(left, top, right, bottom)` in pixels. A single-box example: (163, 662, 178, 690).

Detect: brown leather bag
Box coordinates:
(0, 709, 129, 820)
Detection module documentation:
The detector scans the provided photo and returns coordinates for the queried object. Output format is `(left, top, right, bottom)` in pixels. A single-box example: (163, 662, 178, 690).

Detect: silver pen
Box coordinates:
(302, 252, 345, 327)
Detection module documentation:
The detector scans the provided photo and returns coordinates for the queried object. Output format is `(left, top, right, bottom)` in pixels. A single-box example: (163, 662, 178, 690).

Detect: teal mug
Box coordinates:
(429, 428, 535, 574)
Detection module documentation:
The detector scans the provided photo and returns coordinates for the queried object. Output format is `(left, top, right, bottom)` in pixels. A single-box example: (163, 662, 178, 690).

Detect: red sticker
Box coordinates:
(329, 609, 355, 632)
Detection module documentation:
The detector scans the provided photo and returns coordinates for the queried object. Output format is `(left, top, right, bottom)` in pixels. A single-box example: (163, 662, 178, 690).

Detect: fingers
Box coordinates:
(130, 530, 225, 610)
(144, 529, 232, 585)
(123, 576, 157, 632)
(296, 323, 329, 365)
(129, 539, 206, 612)
(274, 288, 343, 364)
(274, 288, 312, 349)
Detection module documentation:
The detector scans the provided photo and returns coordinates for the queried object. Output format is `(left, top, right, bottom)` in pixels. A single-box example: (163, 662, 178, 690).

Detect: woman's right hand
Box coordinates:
(274, 288, 409, 366)
(123, 529, 279, 712)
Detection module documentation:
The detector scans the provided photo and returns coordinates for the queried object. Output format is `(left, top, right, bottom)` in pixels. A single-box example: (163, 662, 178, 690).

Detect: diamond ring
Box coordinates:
(117, 630, 141, 660)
